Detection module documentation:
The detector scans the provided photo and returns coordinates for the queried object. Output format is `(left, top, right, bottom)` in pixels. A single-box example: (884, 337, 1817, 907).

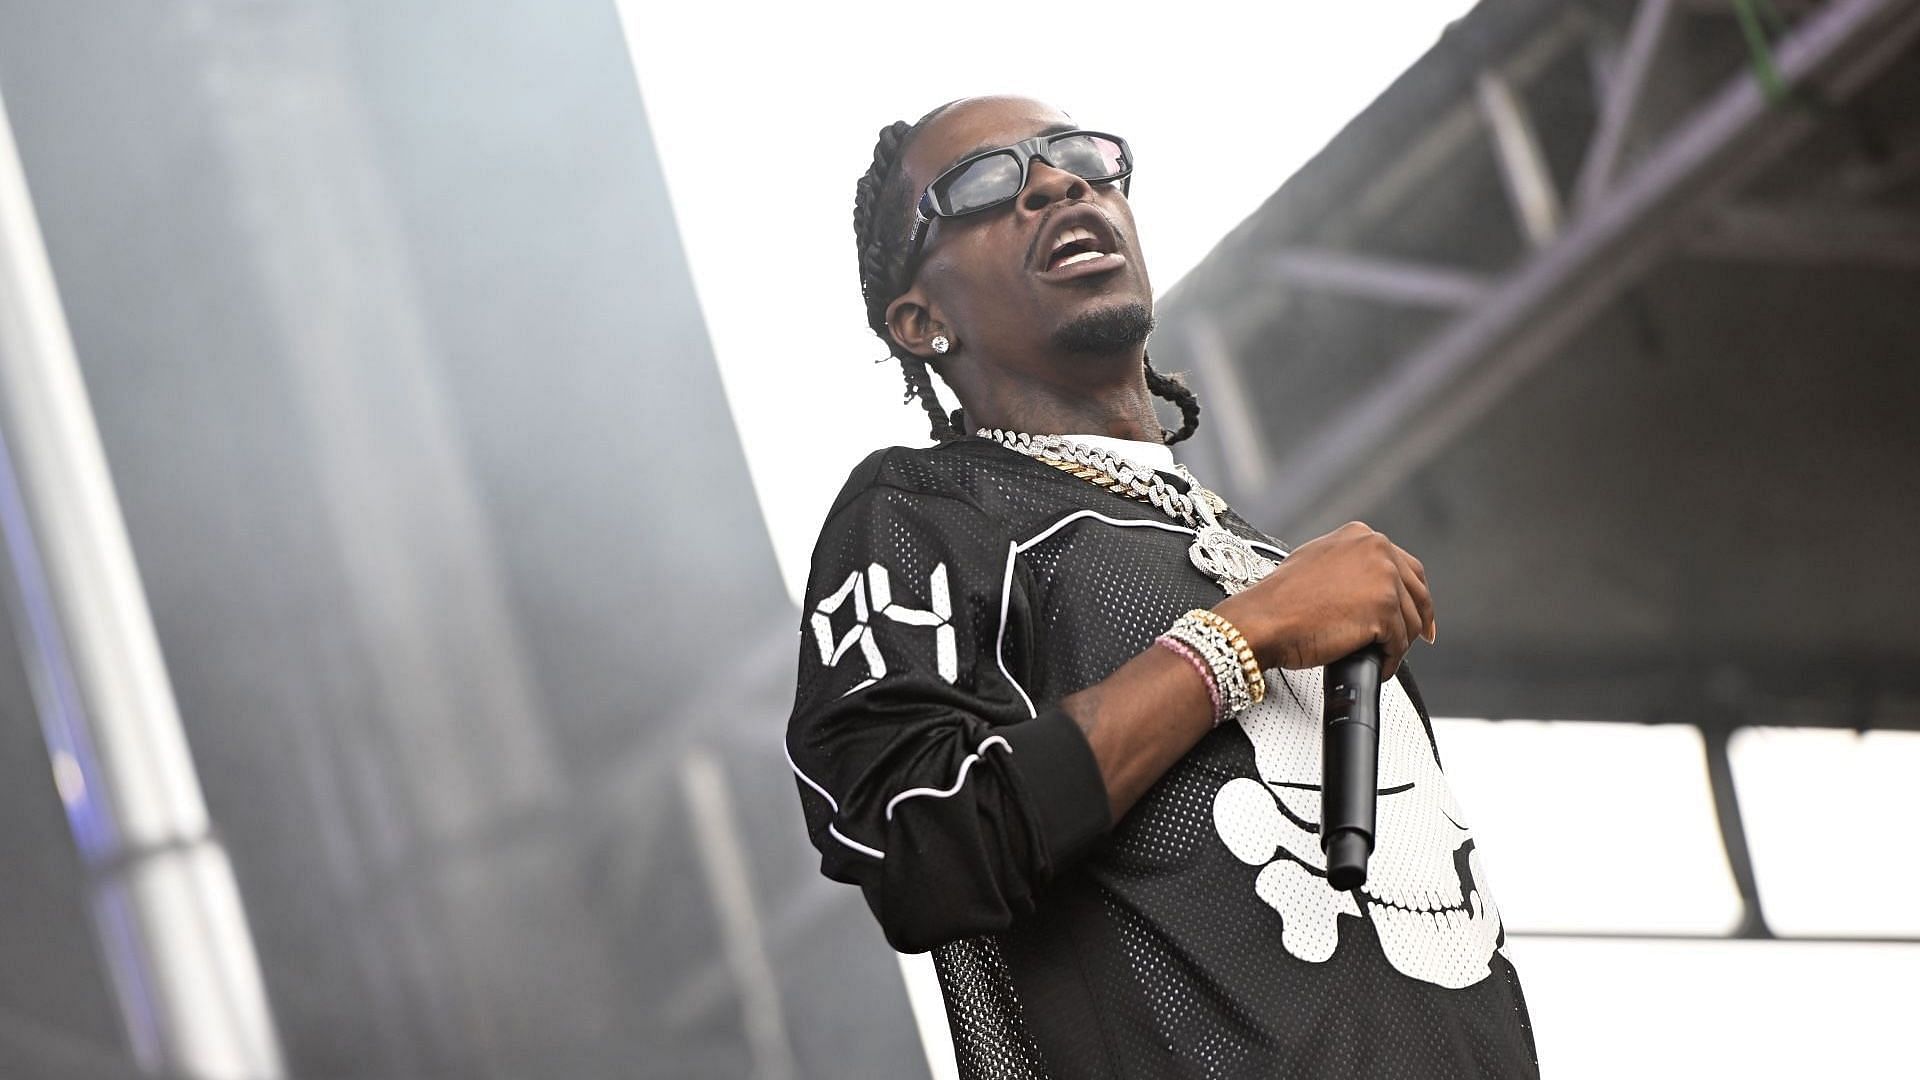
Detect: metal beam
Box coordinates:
(1687, 201, 1920, 268)
(1574, 0, 1682, 210)
(0, 80, 284, 1079)
(1328, 13, 1585, 248)
(1702, 723, 1772, 939)
(1242, 0, 1920, 539)
(1264, 248, 1494, 310)
(1179, 318, 1272, 496)
(1160, 12, 1583, 343)
(1475, 70, 1565, 247)
(681, 748, 797, 1080)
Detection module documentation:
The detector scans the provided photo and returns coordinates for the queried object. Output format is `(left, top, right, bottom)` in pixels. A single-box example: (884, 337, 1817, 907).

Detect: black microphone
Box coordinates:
(1321, 646, 1384, 893)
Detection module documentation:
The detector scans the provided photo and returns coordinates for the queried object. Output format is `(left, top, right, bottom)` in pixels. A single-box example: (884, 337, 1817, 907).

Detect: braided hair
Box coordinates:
(853, 107, 1202, 445)
(1145, 361, 1201, 445)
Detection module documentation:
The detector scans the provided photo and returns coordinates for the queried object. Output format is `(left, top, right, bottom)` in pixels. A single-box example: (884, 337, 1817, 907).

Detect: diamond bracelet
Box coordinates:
(1162, 611, 1258, 720)
(1184, 608, 1265, 706)
(1154, 634, 1224, 724)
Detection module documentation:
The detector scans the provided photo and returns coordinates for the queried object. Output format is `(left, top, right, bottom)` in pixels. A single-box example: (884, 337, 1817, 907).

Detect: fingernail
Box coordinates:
(1425, 619, 1437, 645)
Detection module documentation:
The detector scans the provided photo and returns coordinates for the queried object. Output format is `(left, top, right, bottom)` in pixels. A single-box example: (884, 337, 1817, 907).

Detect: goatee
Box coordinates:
(1053, 301, 1154, 355)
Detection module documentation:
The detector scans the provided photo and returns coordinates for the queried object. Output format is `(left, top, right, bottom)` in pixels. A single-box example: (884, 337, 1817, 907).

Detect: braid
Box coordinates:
(854, 119, 914, 340)
(853, 104, 961, 443)
(1144, 354, 1202, 445)
(898, 354, 956, 441)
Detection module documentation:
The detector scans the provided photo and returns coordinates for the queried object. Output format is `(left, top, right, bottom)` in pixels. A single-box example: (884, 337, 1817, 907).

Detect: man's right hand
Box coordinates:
(1213, 521, 1435, 679)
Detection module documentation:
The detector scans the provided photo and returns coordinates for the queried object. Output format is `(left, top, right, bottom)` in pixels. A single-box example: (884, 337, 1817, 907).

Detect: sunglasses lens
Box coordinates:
(924, 133, 1131, 227)
(939, 152, 1023, 214)
(1050, 133, 1128, 180)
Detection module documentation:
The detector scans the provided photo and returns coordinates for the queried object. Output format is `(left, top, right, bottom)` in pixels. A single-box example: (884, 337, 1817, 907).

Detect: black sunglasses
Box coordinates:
(902, 129, 1133, 273)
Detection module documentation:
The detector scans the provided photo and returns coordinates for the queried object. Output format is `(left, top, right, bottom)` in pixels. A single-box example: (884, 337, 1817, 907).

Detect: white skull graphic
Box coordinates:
(1212, 666, 1505, 989)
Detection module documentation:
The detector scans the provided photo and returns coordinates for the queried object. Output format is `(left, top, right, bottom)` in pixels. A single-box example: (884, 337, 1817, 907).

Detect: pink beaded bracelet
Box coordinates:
(1155, 634, 1224, 725)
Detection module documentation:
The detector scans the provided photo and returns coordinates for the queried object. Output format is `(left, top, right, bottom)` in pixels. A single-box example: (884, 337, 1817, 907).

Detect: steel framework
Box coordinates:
(1219, 0, 1920, 534)
(1157, 0, 1920, 944)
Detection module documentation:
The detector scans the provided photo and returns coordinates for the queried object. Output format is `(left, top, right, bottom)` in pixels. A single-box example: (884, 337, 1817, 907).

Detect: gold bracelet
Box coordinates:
(1187, 608, 1264, 705)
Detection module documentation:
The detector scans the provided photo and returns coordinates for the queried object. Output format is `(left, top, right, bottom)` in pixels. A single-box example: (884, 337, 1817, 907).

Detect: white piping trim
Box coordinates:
(793, 509, 1274, 866)
(828, 824, 884, 860)
(783, 739, 839, 812)
(884, 735, 1012, 821)
(788, 739, 886, 859)
(1248, 538, 1289, 560)
(1014, 508, 1195, 554)
(996, 541, 1039, 720)
(994, 509, 1203, 723)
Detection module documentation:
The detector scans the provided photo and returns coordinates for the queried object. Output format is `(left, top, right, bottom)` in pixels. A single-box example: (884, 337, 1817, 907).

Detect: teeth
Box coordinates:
(1056, 250, 1105, 268)
(1051, 226, 1096, 253)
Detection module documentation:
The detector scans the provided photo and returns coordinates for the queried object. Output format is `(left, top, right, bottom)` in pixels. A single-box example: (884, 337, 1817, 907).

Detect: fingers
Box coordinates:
(1389, 544, 1436, 644)
(1367, 530, 1433, 678)
(1382, 574, 1420, 678)
(1263, 521, 1437, 674)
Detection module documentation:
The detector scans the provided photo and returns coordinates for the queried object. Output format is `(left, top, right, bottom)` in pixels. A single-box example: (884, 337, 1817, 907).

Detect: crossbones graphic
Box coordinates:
(1212, 667, 1506, 989)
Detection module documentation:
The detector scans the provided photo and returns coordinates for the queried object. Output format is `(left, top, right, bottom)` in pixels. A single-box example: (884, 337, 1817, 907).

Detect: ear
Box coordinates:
(885, 286, 949, 361)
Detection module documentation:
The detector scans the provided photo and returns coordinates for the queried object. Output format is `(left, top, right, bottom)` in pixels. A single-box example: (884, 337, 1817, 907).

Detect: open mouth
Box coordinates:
(1046, 226, 1112, 271)
(1034, 208, 1126, 277)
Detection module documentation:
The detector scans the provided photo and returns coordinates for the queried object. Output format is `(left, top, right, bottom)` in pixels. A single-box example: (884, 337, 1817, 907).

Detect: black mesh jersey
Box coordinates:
(785, 438, 1539, 1080)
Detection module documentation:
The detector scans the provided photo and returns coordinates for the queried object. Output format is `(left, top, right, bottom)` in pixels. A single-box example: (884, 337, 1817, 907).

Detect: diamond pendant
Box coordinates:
(1189, 525, 1278, 595)
(1185, 491, 1278, 595)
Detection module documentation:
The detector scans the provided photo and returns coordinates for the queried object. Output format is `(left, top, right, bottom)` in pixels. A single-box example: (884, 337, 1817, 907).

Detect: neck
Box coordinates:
(952, 346, 1161, 442)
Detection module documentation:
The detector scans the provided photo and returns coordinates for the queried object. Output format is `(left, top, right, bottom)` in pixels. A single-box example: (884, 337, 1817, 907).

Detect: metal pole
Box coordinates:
(680, 747, 798, 1080)
(1573, 0, 1681, 209)
(1475, 71, 1565, 248)
(1263, 249, 1493, 311)
(0, 81, 284, 1080)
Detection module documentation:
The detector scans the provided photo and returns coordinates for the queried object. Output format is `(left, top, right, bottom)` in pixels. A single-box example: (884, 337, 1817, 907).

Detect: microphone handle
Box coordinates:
(1321, 646, 1384, 893)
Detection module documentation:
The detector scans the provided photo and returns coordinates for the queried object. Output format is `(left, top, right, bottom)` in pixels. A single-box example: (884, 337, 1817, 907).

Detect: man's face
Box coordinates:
(891, 97, 1154, 372)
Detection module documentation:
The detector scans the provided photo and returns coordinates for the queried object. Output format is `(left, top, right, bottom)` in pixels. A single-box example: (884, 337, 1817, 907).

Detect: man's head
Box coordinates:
(853, 96, 1199, 444)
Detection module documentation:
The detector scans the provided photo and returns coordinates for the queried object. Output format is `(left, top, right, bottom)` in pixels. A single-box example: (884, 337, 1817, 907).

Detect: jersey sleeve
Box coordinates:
(784, 477, 1111, 953)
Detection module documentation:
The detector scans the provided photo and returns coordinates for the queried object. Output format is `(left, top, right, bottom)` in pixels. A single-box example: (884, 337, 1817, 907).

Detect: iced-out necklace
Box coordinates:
(978, 428, 1280, 594)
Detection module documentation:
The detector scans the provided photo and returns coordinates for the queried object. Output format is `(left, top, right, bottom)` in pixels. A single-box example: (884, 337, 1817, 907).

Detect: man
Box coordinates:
(786, 96, 1538, 1078)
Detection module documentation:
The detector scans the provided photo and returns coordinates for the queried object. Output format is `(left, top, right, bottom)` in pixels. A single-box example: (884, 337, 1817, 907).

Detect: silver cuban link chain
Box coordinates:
(978, 428, 1281, 595)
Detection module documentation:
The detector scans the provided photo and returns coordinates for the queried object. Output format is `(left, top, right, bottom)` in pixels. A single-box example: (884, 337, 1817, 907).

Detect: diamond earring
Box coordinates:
(930, 335, 952, 355)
